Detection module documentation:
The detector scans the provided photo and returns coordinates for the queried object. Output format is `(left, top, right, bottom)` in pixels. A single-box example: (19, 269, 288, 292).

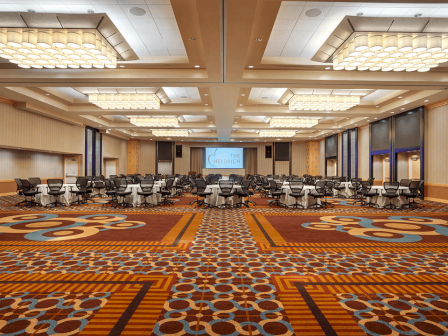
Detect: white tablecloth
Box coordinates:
(204, 184, 243, 207)
(366, 186, 409, 208)
(280, 185, 320, 208)
(120, 182, 168, 206)
(36, 184, 78, 206)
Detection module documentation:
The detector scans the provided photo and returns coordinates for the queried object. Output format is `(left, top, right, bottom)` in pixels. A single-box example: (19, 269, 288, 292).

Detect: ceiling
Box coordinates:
(1, 0, 448, 144)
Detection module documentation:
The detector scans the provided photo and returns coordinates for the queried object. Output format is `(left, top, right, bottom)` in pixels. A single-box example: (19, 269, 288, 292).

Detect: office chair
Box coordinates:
(289, 180, 305, 209)
(14, 179, 27, 206)
(383, 181, 400, 209)
(218, 180, 235, 209)
(138, 179, 155, 207)
(46, 179, 66, 207)
(20, 179, 41, 207)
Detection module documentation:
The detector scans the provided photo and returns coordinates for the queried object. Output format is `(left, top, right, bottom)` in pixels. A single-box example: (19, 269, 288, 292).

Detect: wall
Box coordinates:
(291, 142, 306, 176)
(358, 126, 369, 179)
(318, 140, 325, 176)
(338, 133, 342, 176)
(202, 168, 245, 176)
(0, 102, 85, 193)
(139, 141, 156, 175)
(372, 155, 383, 183)
(102, 134, 127, 174)
(274, 161, 289, 175)
(174, 142, 273, 176)
(425, 105, 448, 200)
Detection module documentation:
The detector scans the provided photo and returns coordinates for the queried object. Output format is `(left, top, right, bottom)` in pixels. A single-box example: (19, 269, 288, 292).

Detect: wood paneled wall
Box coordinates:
(139, 141, 156, 175)
(127, 140, 140, 174)
(102, 134, 127, 174)
(173, 142, 274, 176)
(358, 126, 369, 179)
(318, 140, 325, 176)
(291, 142, 306, 176)
(0, 102, 84, 154)
(305, 141, 319, 175)
(424, 105, 448, 200)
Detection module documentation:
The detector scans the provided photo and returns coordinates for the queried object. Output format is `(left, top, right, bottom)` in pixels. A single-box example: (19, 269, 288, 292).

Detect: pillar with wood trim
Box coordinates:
(127, 140, 140, 174)
(306, 141, 319, 175)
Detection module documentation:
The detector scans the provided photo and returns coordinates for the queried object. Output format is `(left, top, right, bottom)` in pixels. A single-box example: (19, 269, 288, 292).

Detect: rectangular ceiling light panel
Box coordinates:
(270, 118, 319, 128)
(289, 95, 360, 111)
(130, 117, 178, 127)
(259, 130, 296, 137)
(152, 130, 188, 137)
(90, 94, 160, 109)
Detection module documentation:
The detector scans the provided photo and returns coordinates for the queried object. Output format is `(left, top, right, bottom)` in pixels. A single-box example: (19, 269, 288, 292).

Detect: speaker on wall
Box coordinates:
(265, 145, 272, 158)
(176, 145, 182, 158)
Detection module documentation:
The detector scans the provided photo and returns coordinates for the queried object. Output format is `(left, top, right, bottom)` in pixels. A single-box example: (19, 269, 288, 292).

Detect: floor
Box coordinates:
(0, 193, 448, 335)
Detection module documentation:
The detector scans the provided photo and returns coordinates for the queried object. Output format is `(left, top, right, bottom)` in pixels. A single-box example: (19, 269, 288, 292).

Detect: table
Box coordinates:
(204, 184, 243, 207)
(36, 184, 77, 206)
(280, 185, 321, 208)
(367, 186, 409, 208)
(121, 182, 168, 207)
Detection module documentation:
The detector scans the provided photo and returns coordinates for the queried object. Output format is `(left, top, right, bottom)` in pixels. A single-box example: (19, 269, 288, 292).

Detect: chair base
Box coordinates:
(269, 199, 286, 208)
(383, 200, 398, 209)
(289, 202, 304, 209)
(401, 199, 423, 209)
(218, 202, 234, 209)
(159, 198, 174, 206)
(21, 197, 41, 207)
(247, 200, 257, 206)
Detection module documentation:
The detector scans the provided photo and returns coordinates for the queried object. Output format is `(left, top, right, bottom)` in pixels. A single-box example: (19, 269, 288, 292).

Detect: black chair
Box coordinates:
(261, 177, 271, 197)
(234, 176, 244, 185)
(229, 174, 237, 181)
(309, 180, 326, 209)
(154, 175, 162, 181)
(289, 181, 305, 209)
(46, 179, 66, 207)
(103, 179, 117, 207)
(359, 181, 378, 207)
(70, 177, 93, 205)
(383, 181, 400, 209)
(218, 180, 235, 209)
(268, 179, 284, 208)
(322, 180, 335, 208)
(190, 178, 199, 205)
(174, 176, 186, 197)
(93, 177, 106, 197)
(195, 179, 213, 208)
(28, 177, 41, 189)
(400, 179, 412, 188)
(158, 178, 175, 206)
(401, 180, 422, 209)
(113, 178, 133, 208)
(332, 178, 346, 198)
(349, 178, 363, 204)
(315, 175, 322, 180)
(14, 179, 27, 206)
(367, 177, 375, 185)
(20, 179, 41, 207)
(235, 180, 252, 208)
(137, 179, 155, 207)
(247, 180, 257, 206)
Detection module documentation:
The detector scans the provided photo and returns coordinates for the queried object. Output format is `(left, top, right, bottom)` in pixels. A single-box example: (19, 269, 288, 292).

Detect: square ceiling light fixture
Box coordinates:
(0, 12, 138, 69)
(90, 94, 160, 109)
(289, 95, 359, 111)
(270, 118, 319, 128)
(260, 130, 296, 137)
(312, 16, 448, 72)
(130, 117, 178, 127)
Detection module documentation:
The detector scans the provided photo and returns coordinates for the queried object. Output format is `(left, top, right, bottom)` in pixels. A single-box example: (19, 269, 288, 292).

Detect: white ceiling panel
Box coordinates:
(248, 88, 287, 100)
(163, 87, 200, 100)
(264, 1, 448, 63)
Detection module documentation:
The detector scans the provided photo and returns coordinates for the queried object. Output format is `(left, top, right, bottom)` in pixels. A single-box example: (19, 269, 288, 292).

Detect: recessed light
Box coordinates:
(356, 12, 363, 16)
(255, 38, 262, 42)
(355, 124, 357, 126)
(367, 120, 370, 121)
(17, 148, 20, 149)
(189, 37, 196, 41)
(205, 104, 208, 105)
(424, 100, 428, 102)
(374, 118, 377, 119)
(235, 122, 237, 123)
(204, 93, 208, 96)
(398, 96, 402, 99)
(210, 122, 212, 123)
(239, 104, 243, 106)
(129, 7, 146, 16)
(195, 65, 200, 68)
(248, 65, 254, 68)
(150, 139, 152, 140)
(391, 112, 395, 113)
(120, 65, 125, 68)
(376, 106, 379, 108)
(45, 93, 50, 96)
(108, 129, 111, 130)
(242, 94, 245, 96)
(401, 108, 405, 110)
(325, 67, 331, 70)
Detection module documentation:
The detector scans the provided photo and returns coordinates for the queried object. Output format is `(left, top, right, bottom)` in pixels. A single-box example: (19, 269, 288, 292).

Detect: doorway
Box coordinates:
(64, 157, 79, 184)
(104, 159, 118, 178)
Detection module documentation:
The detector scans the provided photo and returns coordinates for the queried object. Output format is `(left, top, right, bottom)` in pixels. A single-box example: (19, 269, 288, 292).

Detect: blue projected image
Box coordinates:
(204, 148, 244, 169)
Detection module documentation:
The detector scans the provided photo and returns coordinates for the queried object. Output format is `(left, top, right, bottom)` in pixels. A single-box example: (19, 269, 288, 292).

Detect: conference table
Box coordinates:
(279, 184, 321, 208)
(204, 184, 243, 207)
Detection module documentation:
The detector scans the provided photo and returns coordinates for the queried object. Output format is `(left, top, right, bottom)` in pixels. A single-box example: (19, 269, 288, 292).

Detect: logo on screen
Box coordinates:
(207, 149, 217, 167)
(207, 148, 242, 168)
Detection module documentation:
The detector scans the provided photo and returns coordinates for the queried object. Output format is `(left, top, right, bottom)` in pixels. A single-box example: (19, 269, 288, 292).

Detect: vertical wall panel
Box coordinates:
(338, 133, 342, 176)
(425, 105, 448, 184)
(305, 141, 319, 175)
(291, 142, 306, 175)
(127, 140, 140, 174)
(274, 161, 289, 175)
(319, 140, 325, 176)
(102, 134, 128, 174)
(358, 126, 369, 179)
(140, 141, 156, 174)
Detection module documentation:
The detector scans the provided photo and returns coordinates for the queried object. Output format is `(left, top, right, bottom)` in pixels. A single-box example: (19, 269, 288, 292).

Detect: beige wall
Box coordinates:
(274, 161, 289, 175)
(318, 140, 325, 176)
(0, 102, 84, 156)
(291, 142, 306, 176)
(372, 155, 383, 182)
(358, 126, 369, 179)
(425, 105, 448, 184)
(0, 148, 63, 180)
(140, 141, 157, 175)
(102, 134, 127, 175)
(338, 133, 342, 176)
(174, 142, 273, 176)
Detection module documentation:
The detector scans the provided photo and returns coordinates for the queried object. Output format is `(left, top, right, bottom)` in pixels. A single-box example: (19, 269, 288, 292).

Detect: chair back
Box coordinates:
(315, 175, 322, 180)
(114, 177, 128, 192)
(367, 177, 374, 185)
(76, 177, 89, 191)
(290, 181, 304, 194)
(210, 175, 219, 184)
(384, 181, 399, 194)
(47, 179, 63, 192)
(104, 179, 114, 191)
(195, 179, 207, 193)
(360, 181, 371, 192)
(400, 179, 412, 187)
(165, 178, 174, 189)
(29, 177, 41, 188)
(154, 175, 162, 181)
(235, 176, 243, 185)
(14, 178, 23, 191)
(269, 179, 279, 192)
(229, 174, 237, 181)
(240, 180, 251, 192)
(219, 180, 234, 193)
(351, 178, 362, 190)
(315, 180, 326, 194)
(408, 180, 420, 193)
(20, 179, 33, 192)
(140, 179, 154, 192)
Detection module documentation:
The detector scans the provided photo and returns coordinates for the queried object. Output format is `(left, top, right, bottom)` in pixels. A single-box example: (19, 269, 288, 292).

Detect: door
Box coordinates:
(105, 159, 117, 177)
(65, 158, 79, 184)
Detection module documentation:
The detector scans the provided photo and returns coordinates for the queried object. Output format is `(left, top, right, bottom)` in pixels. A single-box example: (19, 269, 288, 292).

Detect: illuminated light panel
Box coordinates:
(270, 118, 318, 128)
(152, 129, 188, 137)
(333, 33, 448, 72)
(259, 130, 296, 137)
(130, 117, 178, 127)
(289, 95, 360, 111)
(90, 94, 160, 109)
(0, 28, 119, 69)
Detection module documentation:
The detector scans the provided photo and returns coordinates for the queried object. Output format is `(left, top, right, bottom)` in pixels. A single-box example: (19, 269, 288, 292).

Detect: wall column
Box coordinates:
(127, 140, 140, 174)
(306, 141, 319, 175)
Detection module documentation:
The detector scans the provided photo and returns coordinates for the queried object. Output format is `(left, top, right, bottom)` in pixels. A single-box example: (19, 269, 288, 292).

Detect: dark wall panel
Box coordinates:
(325, 135, 337, 157)
(158, 141, 173, 161)
(274, 142, 290, 161)
(395, 111, 420, 149)
(371, 119, 390, 152)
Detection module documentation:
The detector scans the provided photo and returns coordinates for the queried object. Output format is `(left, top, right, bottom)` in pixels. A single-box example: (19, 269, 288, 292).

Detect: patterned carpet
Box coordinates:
(1, 193, 448, 335)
